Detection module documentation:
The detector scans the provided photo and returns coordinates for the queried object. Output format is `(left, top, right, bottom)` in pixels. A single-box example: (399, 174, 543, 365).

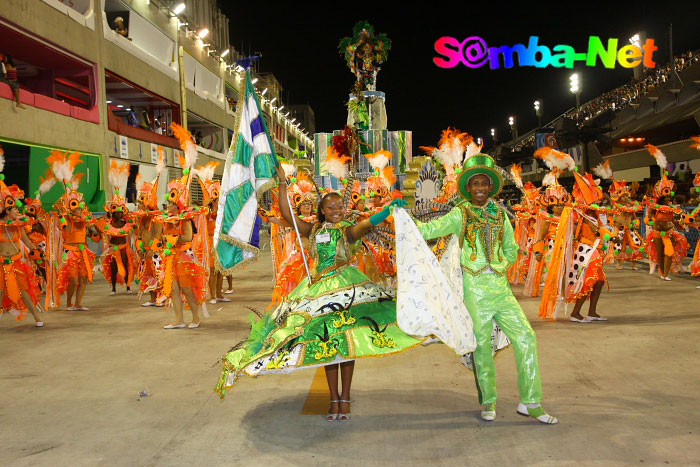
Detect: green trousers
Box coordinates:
(463, 272, 542, 404)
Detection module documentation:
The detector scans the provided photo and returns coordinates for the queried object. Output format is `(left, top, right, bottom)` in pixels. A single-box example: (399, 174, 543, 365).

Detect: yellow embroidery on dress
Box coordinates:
(332, 309, 356, 328)
(266, 350, 291, 369)
(370, 329, 396, 348)
(314, 341, 339, 360)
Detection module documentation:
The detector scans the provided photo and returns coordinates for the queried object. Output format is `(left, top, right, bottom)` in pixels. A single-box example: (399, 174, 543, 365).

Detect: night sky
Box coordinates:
(222, 1, 700, 152)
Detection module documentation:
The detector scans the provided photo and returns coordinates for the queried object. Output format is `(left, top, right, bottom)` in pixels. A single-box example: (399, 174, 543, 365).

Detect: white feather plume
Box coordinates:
(108, 160, 130, 194)
(184, 141, 198, 169)
(433, 142, 463, 176)
(0, 153, 4, 173)
(326, 158, 348, 180)
(196, 162, 218, 183)
(155, 149, 166, 175)
(366, 151, 391, 171)
(52, 160, 73, 183)
(464, 141, 482, 160)
(135, 173, 145, 192)
(40, 177, 56, 195)
(593, 162, 613, 180)
(281, 163, 297, 178)
(542, 171, 557, 186)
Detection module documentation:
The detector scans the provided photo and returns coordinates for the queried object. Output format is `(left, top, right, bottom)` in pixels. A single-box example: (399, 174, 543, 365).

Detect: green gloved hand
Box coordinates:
(369, 199, 408, 226)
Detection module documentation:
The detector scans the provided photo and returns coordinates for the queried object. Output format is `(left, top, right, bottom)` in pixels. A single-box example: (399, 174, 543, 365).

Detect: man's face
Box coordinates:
(467, 174, 493, 206)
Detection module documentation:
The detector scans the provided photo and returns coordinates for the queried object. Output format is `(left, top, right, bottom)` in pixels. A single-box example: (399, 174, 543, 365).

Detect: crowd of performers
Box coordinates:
(3, 122, 698, 425)
(509, 141, 698, 323)
(0, 124, 234, 329)
(217, 128, 558, 424)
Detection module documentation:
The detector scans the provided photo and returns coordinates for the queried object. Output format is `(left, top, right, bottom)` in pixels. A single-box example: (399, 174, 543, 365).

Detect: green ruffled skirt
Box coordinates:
(215, 265, 425, 398)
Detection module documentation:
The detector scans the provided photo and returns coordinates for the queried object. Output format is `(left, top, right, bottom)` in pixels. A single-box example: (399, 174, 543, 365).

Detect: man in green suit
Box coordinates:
(414, 154, 557, 424)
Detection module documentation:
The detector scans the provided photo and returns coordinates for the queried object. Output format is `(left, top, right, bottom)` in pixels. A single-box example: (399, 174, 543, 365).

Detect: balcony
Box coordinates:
(0, 19, 99, 123)
(105, 71, 180, 149)
(102, 0, 178, 81)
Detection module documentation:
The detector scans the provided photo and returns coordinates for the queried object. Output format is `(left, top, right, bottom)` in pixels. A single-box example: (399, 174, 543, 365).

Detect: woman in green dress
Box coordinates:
(215, 165, 425, 421)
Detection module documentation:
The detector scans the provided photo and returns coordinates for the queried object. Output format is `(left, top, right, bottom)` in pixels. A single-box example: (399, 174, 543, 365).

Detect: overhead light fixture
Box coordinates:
(220, 48, 230, 58)
(172, 2, 185, 14)
(117, 104, 124, 108)
(262, 88, 268, 96)
(106, 100, 112, 104)
(251, 78, 259, 84)
(198, 28, 209, 39)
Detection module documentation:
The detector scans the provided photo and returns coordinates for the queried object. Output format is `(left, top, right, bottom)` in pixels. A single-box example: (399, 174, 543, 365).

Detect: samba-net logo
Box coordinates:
(434, 36, 658, 69)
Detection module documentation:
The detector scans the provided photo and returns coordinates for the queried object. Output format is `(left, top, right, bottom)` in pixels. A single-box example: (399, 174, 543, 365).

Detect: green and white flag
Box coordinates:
(214, 70, 278, 272)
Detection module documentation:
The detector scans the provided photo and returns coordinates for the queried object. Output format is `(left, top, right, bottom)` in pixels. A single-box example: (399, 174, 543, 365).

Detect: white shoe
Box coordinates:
(188, 322, 200, 329)
(209, 299, 217, 305)
(481, 403, 496, 421)
(517, 403, 557, 424)
(695, 285, 700, 289)
(570, 316, 591, 322)
(649, 264, 657, 275)
(35, 321, 44, 327)
(126, 289, 133, 294)
(587, 316, 608, 321)
(224, 289, 234, 294)
(217, 297, 232, 302)
(110, 291, 116, 296)
(663, 276, 672, 281)
(141, 302, 153, 307)
(163, 323, 186, 329)
(67, 306, 76, 311)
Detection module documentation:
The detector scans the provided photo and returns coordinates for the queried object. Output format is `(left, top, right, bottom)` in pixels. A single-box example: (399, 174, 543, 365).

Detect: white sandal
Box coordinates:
(327, 400, 339, 422)
(338, 400, 352, 422)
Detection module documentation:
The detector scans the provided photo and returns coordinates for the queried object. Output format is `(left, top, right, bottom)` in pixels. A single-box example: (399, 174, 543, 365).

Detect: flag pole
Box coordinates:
(282, 181, 313, 285)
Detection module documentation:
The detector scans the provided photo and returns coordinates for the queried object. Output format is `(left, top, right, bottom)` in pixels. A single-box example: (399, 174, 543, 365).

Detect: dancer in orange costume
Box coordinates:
(46, 150, 99, 311)
(593, 161, 645, 270)
(97, 160, 138, 295)
(683, 136, 700, 283)
(508, 163, 540, 286)
(160, 123, 210, 329)
(23, 191, 50, 285)
(644, 144, 689, 281)
(134, 152, 165, 306)
(538, 148, 613, 322)
(0, 154, 44, 327)
(196, 161, 230, 306)
(523, 159, 572, 298)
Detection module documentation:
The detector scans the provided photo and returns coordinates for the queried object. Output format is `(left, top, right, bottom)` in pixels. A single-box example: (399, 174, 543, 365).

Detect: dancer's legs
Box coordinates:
(67, 277, 78, 307)
(324, 364, 340, 415)
(181, 286, 200, 324)
(339, 361, 355, 416)
(170, 280, 185, 325)
(587, 281, 605, 317)
(110, 256, 118, 292)
(75, 277, 88, 308)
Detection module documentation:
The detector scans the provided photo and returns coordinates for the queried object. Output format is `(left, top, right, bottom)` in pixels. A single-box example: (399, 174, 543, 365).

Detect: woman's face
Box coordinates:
(322, 196, 344, 224)
(300, 202, 312, 216)
(552, 204, 564, 216)
(167, 201, 179, 215)
(356, 199, 366, 211)
(6, 206, 19, 221)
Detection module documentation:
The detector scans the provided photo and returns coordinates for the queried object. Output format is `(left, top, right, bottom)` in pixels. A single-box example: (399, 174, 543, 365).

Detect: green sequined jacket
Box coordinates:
(415, 200, 518, 276)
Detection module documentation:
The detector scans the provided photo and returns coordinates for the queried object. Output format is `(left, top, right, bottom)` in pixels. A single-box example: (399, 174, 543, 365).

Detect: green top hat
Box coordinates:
(458, 154, 503, 200)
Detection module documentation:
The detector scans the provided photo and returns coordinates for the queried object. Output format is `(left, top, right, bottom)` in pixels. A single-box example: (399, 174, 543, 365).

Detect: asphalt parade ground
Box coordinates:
(1, 239, 699, 466)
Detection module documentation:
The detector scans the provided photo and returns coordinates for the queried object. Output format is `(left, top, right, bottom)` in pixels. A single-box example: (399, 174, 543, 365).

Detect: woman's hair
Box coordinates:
(296, 200, 312, 216)
(316, 192, 341, 224)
